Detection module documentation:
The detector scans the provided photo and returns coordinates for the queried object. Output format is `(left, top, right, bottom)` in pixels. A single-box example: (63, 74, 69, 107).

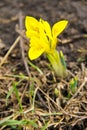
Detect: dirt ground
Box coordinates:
(0, 0, 87, 130)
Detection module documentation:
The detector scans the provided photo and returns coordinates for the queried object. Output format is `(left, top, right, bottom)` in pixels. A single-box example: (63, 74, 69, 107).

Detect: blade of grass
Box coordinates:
(28, 60, 43, 75)
(13, 82, 23, 111)
(0, 115, 13, 125)
(6, 87, 14, 106)
(0, 119, 38, 128)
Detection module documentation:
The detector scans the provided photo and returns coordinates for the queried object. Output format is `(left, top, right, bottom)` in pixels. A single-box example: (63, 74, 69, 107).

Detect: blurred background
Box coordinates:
(0, 0, 87, 63)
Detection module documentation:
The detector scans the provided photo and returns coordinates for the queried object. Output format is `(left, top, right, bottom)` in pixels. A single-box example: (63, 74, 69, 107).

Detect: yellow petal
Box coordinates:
(40, 19, 52, 38)
(51, 38, 58, 49)
(28, 47, 44, 60)
(26, 30, 39, 39)
(52, 20, 68, 38)
(30, 36, 50, 53)
(25, 16, 39, 31)
(39, 21, 48, 44)
(30, 36, 41, 47)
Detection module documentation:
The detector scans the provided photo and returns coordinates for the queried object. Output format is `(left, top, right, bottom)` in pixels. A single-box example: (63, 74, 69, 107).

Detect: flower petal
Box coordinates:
(25, 16, 39, 30)
(29, 37, 45, 60)
(40, 19, 52, 38)
(51, 38, 58, 49)
(26, 30, 39, 39)
(30, 36, 50, 53)
(25, 16, 39, 39)
(30, 36, 41, 47)
(28, 47, 44, 60)
(52, 20, 68, 38)
(39, 20, 48, 44)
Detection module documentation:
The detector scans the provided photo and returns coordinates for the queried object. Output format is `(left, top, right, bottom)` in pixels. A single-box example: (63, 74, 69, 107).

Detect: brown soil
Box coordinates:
(0, 0, 87, 130)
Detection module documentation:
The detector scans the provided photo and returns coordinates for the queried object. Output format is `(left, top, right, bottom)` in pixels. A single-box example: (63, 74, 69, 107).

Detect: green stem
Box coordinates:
(47, 50, 67, 78)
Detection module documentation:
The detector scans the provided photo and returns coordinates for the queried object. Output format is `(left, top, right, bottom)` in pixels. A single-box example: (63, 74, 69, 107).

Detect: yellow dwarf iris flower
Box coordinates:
(25, 16, 68, 60)
(25, 16, 68, 77)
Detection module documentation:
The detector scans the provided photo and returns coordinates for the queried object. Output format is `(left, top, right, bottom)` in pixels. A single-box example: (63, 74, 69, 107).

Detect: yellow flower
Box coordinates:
(25, 16, 68, 60)
(25, 16, 39, 38)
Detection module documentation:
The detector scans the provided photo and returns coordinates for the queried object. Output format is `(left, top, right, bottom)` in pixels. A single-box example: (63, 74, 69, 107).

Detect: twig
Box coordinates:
(0, 16, 18, 24)
(0, 36, 20, 67)
(16, 27, 29, 43)
(37, 91, 49, 109)
(35, 111, 62, 117)
(20, 81, 29, 103)
(38, 87, 67, 115)
(59, 34, 87, 45)
(19, 12, 30, 76)
(72, 116, 87, 126)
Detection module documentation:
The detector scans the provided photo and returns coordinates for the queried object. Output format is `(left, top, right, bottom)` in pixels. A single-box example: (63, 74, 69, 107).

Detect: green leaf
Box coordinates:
(6, 87, 14, 105)
(13, 82, 22, 111)
(0, 115, 12, 125)
(60, 51, 66, 68)
(0, 118, 38, 128)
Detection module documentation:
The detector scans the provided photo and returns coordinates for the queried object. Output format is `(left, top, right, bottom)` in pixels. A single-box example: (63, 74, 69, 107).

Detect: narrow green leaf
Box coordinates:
(60, 51, 66, 68)
(0, 119, 38, 128)
(0, 115, 13, 125)
(6, 87, 14, 105)
(13, 82, 22, 111)
(28, 60, 43, 75)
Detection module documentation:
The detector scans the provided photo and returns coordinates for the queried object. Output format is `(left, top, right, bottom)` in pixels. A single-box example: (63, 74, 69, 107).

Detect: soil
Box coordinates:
(0, 0, 87, 130)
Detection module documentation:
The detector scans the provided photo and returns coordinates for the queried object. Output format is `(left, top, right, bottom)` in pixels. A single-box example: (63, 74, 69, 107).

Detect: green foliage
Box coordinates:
(69, 76, 78, 94)
(6, 79, 23, 111)
(0, 117, 38, 128)
(60, 51, 66, 69)
(6, 86, 14, 106)
(13, 81, 23, 111)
